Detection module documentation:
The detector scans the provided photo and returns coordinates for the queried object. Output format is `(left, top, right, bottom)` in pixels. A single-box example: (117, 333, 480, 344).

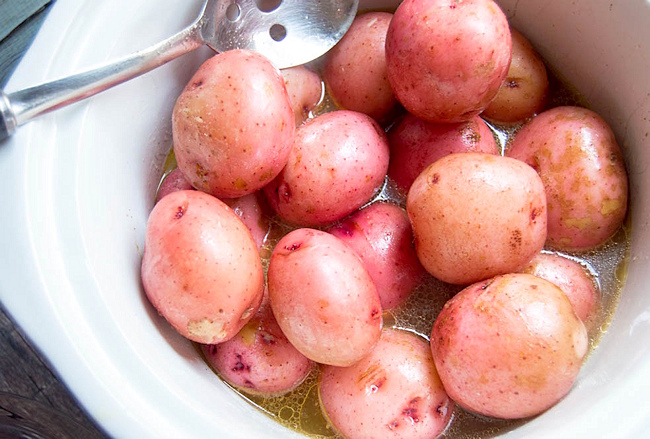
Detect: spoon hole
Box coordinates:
(255, 0, 282, 13)
(226, 2, 241, 21)
(269, 24, 287, 42)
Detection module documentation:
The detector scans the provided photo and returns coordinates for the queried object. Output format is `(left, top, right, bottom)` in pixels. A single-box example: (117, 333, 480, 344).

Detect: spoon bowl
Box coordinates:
(0, 0, 358, 140)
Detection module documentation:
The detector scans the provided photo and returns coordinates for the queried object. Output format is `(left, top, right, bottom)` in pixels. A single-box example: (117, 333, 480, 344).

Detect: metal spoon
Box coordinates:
(0, 0, 358, 140)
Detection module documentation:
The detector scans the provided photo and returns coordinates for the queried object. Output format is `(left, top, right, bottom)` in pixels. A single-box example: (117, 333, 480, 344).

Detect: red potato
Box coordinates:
(141, 190, 264, 344)
(323, 12, 398, 123)
(172, 49, 294, 199)
(320, 329, 453, 439)
(201, 292, 313, 396)
(327, 202, 426, 310)
(387, 113, 499, 193)
(482, 27, 549, 124)
(263, 110, 390, 227)
(522, 252, 600, 328)
(222, 192, 271, 252)
(506, 106, 628, 251)
(406, 153, 547, 285)
(156, 167, 194, 202)
(431, 273, 588, 419)
(268, 228, 382, 367)
(385, 0, 512, 123)
(281, 66, 323, 126)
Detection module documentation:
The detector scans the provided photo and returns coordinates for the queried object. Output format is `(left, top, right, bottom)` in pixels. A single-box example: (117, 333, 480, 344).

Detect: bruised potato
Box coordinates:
(268, 229, 382, 367)
(141, 190, 264, 344)
(386, 0, 511, 123)
(431, 273, 588, 419)
(172, 50, 294, 199)
(407, 153, 547, 285)
(201, 292, 313, 396)
(507, 106, 628, 251)
(320, 329, 453, 439)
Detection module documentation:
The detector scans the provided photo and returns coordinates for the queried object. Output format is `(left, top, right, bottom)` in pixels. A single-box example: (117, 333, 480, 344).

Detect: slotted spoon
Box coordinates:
(0, 0, 358, 140)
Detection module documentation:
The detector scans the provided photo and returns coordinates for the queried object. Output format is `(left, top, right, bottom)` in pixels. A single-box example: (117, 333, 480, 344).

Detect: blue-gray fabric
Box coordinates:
(0, 0, 54, 86)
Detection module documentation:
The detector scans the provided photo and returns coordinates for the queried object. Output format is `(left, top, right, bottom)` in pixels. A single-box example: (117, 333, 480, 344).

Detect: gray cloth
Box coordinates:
(0, 0, 54, 86)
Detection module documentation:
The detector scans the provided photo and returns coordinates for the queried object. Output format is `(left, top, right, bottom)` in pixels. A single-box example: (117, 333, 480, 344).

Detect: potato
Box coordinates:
(320, 329, 453, 439)
(222, 192, 271, 252)
(387, 114, 499, 193)
(267, 228, 382, 367)
(431, 273, 588, 419)
(506, 106, 628, 251)
(281, 66, 323, 126)
(263, 110, 390, 227)
(407, 153, 547, 285)
(172, 49, 294, 199)
(156, 167, 194, 202)
(201, 291, 313, 396)
(522, 252, 600, 329)
(385, 0, 511, 123)
(141, 190, 264, 344)
(482, 27, 549, 124)
(323, 12, 398, 123)
(327, 202, 427, 310)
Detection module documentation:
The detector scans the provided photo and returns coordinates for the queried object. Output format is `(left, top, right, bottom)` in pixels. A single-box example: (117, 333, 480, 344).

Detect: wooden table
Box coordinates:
(1, 1, 106, 436)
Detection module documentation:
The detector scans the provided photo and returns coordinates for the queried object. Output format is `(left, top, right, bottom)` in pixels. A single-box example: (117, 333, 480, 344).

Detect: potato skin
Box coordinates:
(324, 12, 398, 123)
(172, 49, 294, 199)
(201, 292, 313, 396)
(386, 0, 511, 123)
(482, 27, 549, 124)
(263, 110, 390, 227)
(507, 106, 628, 251)
(320, 329, 453, 439)
(268, 229, 382, 367)
(407, 153, 547, 285)
(281, 66, 323, 126)
(327, 202, 427, 310)
(141, 190, 264, 344)
(431, 273, 588, 419)
(387, 114, 499, 192)
(522, 252, 600, 329)
(156, 167, 194, 202)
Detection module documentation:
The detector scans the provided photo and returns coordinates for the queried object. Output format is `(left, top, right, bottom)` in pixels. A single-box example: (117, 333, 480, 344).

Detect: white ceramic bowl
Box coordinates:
(1, 0, 649, 437)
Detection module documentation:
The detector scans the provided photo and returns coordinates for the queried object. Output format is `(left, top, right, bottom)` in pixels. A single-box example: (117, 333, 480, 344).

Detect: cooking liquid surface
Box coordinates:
(170, 43, 632, 439)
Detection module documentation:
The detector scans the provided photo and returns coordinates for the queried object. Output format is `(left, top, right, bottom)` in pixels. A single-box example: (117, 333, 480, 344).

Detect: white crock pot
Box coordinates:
(0, 0, 648, 437)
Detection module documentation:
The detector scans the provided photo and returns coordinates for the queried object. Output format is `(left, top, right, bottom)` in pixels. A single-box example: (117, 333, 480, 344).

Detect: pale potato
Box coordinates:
(320, 328, 453, 439)
(407, 153, 547, 285)
(267, 228, 382, 367)
(172, 50, 294, 199)
(522, 252, 601, 329)
(507, 106, 628, 251)
(141, 190, 264, 344)
(281, 65, 323, 126)
(431, 273, 588, 419)
(482, 27, 549, 123)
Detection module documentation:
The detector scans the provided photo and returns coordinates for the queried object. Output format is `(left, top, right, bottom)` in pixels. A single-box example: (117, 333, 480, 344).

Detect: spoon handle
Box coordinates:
(0, 21, 204, 141)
